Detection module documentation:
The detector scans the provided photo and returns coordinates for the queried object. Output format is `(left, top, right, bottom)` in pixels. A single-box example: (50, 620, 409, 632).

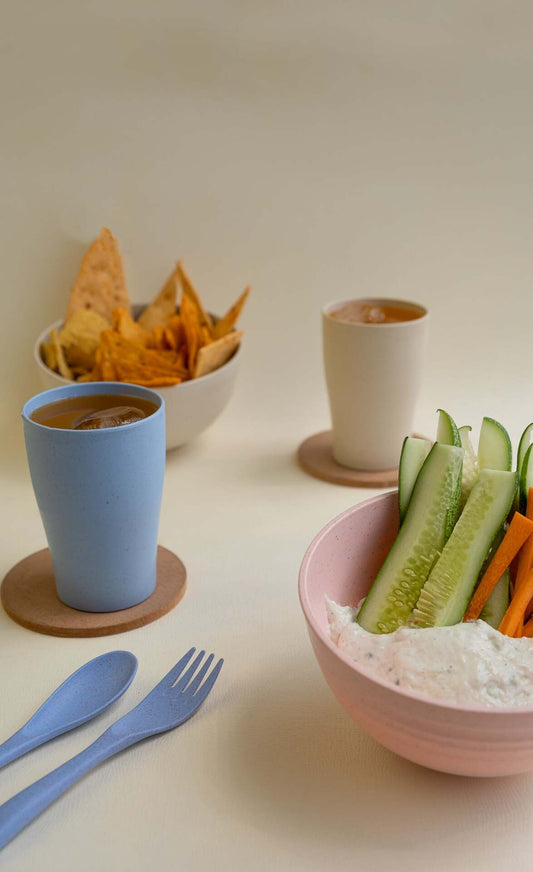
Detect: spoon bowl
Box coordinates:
(0, 651, 138, 768)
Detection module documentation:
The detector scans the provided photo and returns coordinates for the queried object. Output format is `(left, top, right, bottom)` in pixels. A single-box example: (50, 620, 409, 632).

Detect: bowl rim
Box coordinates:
(299, 492, 533, 715)
(34, 315, 241, 391)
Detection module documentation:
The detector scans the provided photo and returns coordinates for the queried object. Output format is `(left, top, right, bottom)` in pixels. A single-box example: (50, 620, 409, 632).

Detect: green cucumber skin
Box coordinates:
(357, 443, 464, 634)
(409, 469, 517, 629)
(436, 411, 462, 537)
(437, 409, 461, 447)
(519, 442, 533, 514)
(477, 417, 512, 472)
(518, 423, 533, 478)
(480, 570, 510, 629)
(458, 425, 479, 509)
(398, 436, 432, 524)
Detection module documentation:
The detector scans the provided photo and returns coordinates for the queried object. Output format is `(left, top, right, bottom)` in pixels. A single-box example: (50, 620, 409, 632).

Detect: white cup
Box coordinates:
(322, 298, 428, 471)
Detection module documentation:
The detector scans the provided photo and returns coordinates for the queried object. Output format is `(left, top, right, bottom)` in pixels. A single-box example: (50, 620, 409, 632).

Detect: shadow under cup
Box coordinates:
(22, 383, 166, 612)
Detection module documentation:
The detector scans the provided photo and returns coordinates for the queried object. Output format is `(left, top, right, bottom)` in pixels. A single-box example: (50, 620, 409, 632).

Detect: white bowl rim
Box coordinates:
(299, 492, 533, 715)
(34, 317, 241, 390)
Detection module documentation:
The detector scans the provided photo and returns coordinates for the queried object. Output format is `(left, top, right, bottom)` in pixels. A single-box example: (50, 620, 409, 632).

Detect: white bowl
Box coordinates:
(33, 310, 242, 451)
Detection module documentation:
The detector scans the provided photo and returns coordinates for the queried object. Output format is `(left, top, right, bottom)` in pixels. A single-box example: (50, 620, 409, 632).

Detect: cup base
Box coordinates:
(297, 429, 427, 488)
(1, 545, 186, 637)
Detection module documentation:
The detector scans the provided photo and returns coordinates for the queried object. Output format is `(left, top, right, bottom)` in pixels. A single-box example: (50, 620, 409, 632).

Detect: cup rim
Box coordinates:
(322, 297, 428, 326)
(22, 381, 165, 434)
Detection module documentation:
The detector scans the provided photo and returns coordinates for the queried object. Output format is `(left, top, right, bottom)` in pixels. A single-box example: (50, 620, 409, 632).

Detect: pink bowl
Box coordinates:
(299, 490, 533, 777)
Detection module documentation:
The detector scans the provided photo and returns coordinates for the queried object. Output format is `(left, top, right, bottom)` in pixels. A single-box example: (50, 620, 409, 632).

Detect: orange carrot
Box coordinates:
(522, 617, 533, 638)
(514, 488, 533, 591)
(499, 567, 533, 636)
(463, 512, 533, 622)
(505, 490, 533, 628)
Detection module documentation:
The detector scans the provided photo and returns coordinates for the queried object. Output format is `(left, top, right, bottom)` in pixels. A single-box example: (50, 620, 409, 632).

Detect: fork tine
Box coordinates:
(174, 650, 206, 691)
(155, 648, 196, 690)
(193, 658, 224, 700)
(186, 653, 214, 694)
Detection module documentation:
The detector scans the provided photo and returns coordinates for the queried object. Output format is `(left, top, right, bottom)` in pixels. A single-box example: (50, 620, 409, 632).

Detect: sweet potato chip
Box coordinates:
(212, 286, 250, 339)
(113, 308, 150, 347)
(163, 325, 178, 351)
(177, 261, 213, 333)
(59, 309, 109, 370)
(114, 360, 182, 381)
(193, 330, 242, 379)
(65, 228, 130, 324)
(94, 345, 117, 381)
(166, 315, 186, 351)
(150, 325, 167, 350)
(138, 271, 177, 331)
(99, 331, 188, 378)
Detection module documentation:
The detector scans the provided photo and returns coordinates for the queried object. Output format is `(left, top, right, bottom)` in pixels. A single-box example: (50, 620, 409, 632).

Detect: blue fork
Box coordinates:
(0, 648, 223, 850)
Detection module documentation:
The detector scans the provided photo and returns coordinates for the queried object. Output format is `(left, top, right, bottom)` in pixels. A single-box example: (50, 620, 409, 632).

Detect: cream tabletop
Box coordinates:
(2, 2, 533, 870)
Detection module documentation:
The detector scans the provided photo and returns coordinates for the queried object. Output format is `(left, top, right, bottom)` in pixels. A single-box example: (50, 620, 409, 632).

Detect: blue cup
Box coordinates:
(22, 382, 165, 612)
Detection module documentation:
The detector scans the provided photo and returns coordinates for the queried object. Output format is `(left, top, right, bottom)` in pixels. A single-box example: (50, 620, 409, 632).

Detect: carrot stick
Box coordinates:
(499, 567, 533, 636)
(463, 512, 533, 622)
(522, 617, 533, 638)
(514, 488, 533, 593)
(508, 490, 533, 625)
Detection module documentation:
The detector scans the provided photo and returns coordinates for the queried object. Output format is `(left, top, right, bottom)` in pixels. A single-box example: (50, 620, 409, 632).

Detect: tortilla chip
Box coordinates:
(59, 309, 109, 369)
(212, 286, 251, 339)
(179, 293, 205, 375)
(137, 271, 177, 331)
(65, 228, 130, 324)
(177, 261, 213, 333)
(193, 330, 242, 379)
(50, 328, 73, 380)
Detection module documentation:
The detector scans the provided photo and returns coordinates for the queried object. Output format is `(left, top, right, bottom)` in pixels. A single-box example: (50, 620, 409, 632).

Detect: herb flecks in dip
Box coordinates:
(327, 598, 533, 707)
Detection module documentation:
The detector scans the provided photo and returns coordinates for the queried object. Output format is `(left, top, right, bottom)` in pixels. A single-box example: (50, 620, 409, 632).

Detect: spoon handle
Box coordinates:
(0, 729, 135, 850)
(0, 731, 44, 770)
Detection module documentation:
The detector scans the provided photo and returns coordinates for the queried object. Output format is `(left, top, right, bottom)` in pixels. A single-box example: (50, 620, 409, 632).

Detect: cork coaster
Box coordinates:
(297, 430, 406, 488)
(1, 546, 186, 638)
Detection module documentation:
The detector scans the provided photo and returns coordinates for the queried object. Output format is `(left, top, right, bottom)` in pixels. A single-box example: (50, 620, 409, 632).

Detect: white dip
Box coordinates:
(326, 597, 533, 707)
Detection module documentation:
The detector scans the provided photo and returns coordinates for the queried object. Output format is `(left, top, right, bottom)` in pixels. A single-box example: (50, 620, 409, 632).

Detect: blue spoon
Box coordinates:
(0, 651, 138, 769)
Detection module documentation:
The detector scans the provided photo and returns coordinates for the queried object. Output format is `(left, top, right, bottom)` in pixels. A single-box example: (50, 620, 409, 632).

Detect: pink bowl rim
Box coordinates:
(298, 492, 533, 715)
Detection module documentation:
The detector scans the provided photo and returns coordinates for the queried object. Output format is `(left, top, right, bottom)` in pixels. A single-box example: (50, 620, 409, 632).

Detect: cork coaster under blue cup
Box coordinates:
(1, 545, 186, 637)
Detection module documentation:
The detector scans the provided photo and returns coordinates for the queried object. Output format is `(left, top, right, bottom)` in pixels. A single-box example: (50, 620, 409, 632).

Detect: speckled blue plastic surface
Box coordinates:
(0, 651, 138, 768)
(0, 648, 223, 850)
(22, 382, 165, 612)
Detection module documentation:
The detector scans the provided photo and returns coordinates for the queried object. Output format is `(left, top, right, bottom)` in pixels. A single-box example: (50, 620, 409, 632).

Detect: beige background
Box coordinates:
(2, 2, 533, 870)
